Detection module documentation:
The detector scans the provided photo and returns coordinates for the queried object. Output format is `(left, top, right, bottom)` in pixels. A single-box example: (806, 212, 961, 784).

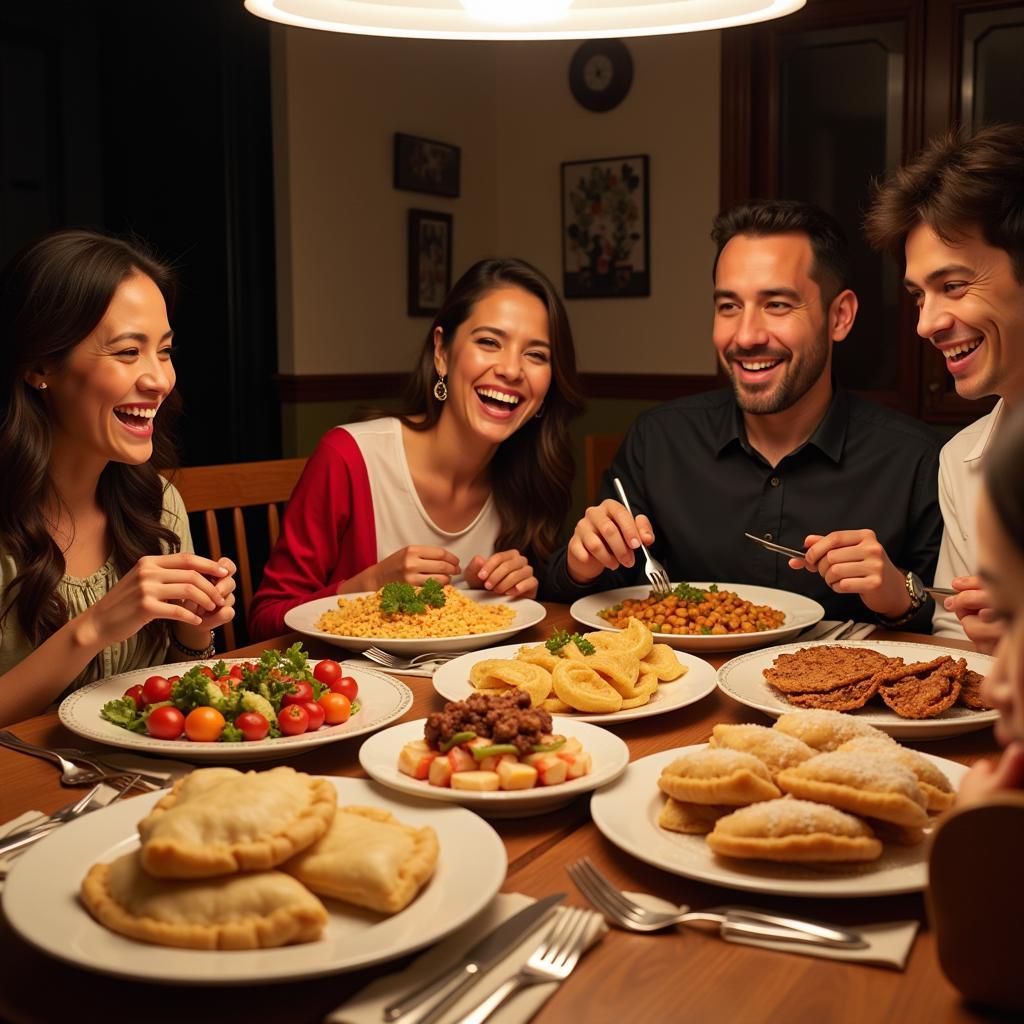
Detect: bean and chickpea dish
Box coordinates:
(599, 582, 786, 636)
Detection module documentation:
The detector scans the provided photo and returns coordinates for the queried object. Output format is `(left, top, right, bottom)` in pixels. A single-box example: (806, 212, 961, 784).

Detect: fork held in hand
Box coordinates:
(567, 858, 866, 948)
(612, 477, 671, 595)
(456, 907, 600, 1024)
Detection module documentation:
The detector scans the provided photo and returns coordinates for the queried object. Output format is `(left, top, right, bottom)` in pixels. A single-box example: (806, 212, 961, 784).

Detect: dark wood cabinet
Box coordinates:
(722, 0, 1023, 425)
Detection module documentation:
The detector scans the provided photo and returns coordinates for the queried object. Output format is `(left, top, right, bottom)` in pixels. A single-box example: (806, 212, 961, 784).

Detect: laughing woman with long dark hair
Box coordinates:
(0, 230, 237, 726)
(250, 258, 584, 639)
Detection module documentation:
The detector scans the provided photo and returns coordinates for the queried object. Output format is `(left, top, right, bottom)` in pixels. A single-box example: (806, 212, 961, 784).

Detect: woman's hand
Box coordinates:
(465, 551, 538, 598)
(178, 556, 237, 630)
(341, 546, 461, 593)
(788, 530, 910, 617)
(77, 553, 230, 649)
(956, 742, 1024, 808)
(945, 576, 1004, 654)
(566, 500, 655, 584)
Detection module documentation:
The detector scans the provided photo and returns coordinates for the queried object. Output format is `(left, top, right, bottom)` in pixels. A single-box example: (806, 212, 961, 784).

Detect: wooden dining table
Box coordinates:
(0, 604, 1000, 1024)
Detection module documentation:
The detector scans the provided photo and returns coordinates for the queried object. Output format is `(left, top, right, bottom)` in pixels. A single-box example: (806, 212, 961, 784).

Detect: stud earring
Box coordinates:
(433, 375, 447, 402)
(37, 381, 48, 390)
(534, 404, 544, 419)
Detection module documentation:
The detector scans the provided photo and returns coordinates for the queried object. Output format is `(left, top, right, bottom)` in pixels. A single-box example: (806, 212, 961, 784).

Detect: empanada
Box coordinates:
(838, 737, 954, 813)
(658, 797, 732, 835)
(772, 709, 895, 752)
(469, 660, 551, 707)
(709, 723, 816, 777)
(551, 661, 623, 713)
(641, 643, 685, 682)
(516, 645, 560, 673)
(81, 851, 327, 949)
(657, 748, 780, 805)
(283, 805, 438, 914)
(138, 766, 337, 878)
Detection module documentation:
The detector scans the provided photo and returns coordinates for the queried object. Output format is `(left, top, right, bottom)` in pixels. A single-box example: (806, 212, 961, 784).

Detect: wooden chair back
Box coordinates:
(584, 433, 624, 505)
(169, 458, 307, 649)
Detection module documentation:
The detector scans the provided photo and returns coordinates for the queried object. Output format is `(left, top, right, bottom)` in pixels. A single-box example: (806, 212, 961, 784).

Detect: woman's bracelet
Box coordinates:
(169, 629, 216, 659)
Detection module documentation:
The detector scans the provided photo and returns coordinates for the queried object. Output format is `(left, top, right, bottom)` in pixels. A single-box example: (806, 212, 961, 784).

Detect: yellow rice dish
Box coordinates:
(316, 586, 516, 639)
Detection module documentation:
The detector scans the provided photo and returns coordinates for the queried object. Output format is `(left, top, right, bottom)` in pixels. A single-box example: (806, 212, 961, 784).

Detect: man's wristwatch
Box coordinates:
(876, 570, 927, 627)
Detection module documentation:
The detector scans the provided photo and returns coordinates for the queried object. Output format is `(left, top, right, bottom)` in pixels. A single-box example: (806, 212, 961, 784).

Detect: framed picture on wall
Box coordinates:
(394, 132, 461, 197)
(561, 154, 650, 298)
(408, 209, 452, 317)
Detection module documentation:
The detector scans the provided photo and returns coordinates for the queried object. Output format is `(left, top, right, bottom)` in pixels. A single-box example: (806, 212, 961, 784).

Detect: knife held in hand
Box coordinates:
(383, 892, 565, 1024)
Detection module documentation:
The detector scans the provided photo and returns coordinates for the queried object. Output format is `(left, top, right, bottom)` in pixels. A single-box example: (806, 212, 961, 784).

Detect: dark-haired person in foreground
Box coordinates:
(865, 122, 1024, 651)
(543, 200, 943, 627)
(249, 258, 583, 640)
(0, 230, 237, 727)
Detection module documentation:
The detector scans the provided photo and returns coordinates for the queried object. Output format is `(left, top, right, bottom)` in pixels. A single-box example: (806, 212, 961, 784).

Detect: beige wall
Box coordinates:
(272, 28, 722, 379)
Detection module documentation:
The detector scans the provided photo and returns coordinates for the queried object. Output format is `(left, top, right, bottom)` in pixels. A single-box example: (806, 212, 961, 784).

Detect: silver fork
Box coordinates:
(567, 858, 866, 948)
(612, 477, 671, 595)
(361, 647, 460, 670)
(0, 731, 158, 790)
(456, 907, 601, 1024)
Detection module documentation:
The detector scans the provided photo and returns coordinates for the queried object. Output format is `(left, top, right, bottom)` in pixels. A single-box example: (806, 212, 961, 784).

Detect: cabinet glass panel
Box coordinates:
(963, 11, 1024, 130)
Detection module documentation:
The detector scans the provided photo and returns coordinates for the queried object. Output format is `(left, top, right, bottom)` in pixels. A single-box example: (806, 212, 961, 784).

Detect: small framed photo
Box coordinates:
(408, 209, 453, 317)
(561, 154, 650, 298)
(394, 132, 461, 197)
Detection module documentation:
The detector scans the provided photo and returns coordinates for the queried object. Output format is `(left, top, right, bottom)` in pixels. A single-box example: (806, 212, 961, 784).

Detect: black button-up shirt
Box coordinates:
(543, 387, 943, 631)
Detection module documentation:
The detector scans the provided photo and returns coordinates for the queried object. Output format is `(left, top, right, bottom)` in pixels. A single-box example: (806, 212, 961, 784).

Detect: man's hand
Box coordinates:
(956, 743, 1024, 808)
(566, 500, 655, 584)
(944, 575, 1004, 654)
(788, 530, 910, 617)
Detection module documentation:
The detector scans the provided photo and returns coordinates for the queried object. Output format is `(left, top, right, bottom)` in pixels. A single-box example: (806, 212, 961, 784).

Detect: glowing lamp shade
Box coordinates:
(243, 0, 807, 41)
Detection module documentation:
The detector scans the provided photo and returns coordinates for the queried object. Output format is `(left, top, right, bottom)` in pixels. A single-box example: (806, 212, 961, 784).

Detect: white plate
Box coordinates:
(359, 717, 629, 817)
(58, 659, 413, 762)
(717, 639, 999, 740)
(432, 643, 718, 724)
(2, 776, 505, 984)
(285, 591, 547, 655)
(591, 744, 967, 898)
(570, 583, 824, 653)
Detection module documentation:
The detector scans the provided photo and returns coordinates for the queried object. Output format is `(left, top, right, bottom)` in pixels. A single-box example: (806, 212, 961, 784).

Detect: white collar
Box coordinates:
(965, 398, 1004, 463)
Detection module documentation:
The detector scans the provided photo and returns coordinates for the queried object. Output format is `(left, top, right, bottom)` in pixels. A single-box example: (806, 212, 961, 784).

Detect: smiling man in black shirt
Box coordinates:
(544, 200, 943, 630)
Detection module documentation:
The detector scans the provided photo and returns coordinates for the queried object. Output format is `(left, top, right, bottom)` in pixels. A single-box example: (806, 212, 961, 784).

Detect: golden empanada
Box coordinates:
(284, 805, 438, 914)
(657, 748, 780, 805)
(81, 851, 327, 949)
(772, 709, 895, 752)
(658, 797, 732, 835)
(138, 766, 337, 879)
(583, 650, 642, 697)
(838, 737, 954, 813)
(707, 798, 882, 863)
(709, 723, 816, 777)
(618, 670, 659, 709)
(776, 750, 928, 827)
(641, 643, 685, 682)
(516, 645, 560, 673)
(551, 661, 623, 713)
(469, 660, 551, 707)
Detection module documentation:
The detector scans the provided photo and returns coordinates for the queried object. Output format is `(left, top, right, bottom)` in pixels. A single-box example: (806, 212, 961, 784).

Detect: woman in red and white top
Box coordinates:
(249, 258, 583, 639)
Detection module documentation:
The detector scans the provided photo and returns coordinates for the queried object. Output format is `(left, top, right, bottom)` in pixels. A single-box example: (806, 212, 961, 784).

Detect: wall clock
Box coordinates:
(569, 39, 633, 113)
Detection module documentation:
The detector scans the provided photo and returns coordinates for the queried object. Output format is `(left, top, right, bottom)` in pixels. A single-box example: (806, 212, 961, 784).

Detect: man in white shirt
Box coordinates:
(866, 123, 1024, 650)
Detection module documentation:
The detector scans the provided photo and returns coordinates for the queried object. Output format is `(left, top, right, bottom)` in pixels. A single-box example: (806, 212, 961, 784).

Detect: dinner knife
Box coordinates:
(383, 892, 565, 1024)
(743, 533, 956, 597)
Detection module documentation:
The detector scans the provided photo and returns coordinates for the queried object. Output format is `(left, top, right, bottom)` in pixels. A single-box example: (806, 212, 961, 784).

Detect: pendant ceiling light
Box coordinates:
(244, 0, 806, 41)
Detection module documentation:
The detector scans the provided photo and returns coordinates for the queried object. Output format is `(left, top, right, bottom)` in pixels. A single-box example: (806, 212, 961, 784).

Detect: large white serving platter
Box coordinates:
(590, 744, 967, 899)
(285, 592, 547, 655)
(3, 777, 505, 984)
(431, 643, 718, 724)
(570, 583, 824, 653)
(717, 639, 998, 740)
(359, 717, 629, 817)
(59, 659, 412, 762)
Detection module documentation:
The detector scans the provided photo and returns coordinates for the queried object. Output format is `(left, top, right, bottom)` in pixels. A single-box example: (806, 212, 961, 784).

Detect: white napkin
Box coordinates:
(0, 781, 126, 888)
(626, 892, 918, 969)
(326, 894, 607, 1024)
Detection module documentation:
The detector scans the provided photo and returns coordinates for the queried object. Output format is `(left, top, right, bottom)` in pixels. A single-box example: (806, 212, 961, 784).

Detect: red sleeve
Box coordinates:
(248, 428, 377, 639)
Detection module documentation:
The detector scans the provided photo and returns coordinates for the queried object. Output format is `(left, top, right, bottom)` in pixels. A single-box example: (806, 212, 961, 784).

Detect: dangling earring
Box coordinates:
(534, 404, 544, 419)
(433, 375, 447, 402)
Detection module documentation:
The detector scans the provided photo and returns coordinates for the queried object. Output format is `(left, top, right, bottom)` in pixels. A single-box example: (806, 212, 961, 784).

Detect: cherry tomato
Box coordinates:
(146, 705, 185, 740)
(142, 675, 172, 706)
(198, 666, 216, 680)
(330, 675, 359, 701)
(312, 659, 342, 687)
(236, 711, 269, 741)
(228, 664, 244, 680)
(281, 680, 314, 708)
(278, 704, 310, 735)
(302, 700, 326, 731)
(319, 692, 351, 725)
(184, 706, 226, 742)
(123, 684, 145, 710)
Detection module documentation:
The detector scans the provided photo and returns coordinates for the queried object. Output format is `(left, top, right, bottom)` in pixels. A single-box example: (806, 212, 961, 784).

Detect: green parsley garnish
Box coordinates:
(379, 580, 448, 615)
(671, 582, 715, 603)
(545, 628, 596, 656)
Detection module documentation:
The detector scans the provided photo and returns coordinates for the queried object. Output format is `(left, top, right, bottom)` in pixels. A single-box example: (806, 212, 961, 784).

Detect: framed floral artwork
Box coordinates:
(561, 154, 650, 298)
(408, 209, 452, 317)
(394, 133, 461, 197)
